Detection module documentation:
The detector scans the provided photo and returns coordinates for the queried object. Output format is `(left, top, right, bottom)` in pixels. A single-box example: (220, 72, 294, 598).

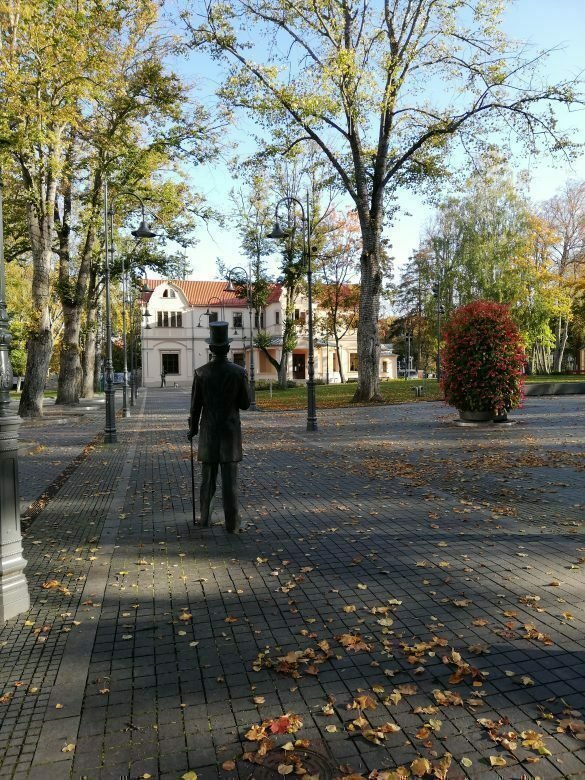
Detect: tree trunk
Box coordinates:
(56, 302, 82, 403)
(335, 338, 345, 383)
(81, 306, 98, 398)
(553, 316, 569, 373)
(352, 224, 382, 402)
(278, 350, 289, 388)
(18, 244, 53, 417)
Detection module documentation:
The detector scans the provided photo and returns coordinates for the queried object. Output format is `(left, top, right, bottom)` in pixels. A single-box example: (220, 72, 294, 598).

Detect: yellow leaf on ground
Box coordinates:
(410, 756, 432, 776)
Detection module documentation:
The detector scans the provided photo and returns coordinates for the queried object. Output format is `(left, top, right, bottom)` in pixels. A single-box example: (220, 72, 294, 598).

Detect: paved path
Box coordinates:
(0, 391, 584, 780)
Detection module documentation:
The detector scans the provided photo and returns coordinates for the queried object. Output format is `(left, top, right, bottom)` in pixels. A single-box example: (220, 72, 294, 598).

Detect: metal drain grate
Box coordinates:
(245, 746, 337, 779)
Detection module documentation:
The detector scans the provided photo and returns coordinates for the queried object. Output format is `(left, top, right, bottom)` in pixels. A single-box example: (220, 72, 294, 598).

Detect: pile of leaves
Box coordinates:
(243, 713, 306, 768)
(252, 641, 333, 678)
(477, 716, 551, 765)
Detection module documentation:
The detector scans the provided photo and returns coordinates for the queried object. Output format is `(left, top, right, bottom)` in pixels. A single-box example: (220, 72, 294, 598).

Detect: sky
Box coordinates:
(170, 0, 585, 283)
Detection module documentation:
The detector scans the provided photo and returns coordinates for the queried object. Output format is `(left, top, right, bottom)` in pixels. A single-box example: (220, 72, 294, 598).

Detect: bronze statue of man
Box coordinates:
(188, 321, 250, 532)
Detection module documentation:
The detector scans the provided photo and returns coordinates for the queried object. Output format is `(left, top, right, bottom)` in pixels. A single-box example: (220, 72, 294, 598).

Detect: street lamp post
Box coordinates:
(267, 193, 317, 432)
(103, 185, 155, 440)
(404, 330, 413, 380)
(103, 181, 117, 443)
(0, 164, 30, 620)
(107, 190, 156, 419)
(128, 282, 143, 407)
(225, 267, 257, 411)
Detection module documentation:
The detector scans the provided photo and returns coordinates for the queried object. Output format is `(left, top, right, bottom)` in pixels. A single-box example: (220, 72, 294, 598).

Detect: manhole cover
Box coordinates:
(245, 746, 336, 779)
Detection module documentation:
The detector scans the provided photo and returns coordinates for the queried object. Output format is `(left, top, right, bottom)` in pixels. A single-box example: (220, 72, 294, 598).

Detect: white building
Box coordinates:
(140, 279, 397, 387)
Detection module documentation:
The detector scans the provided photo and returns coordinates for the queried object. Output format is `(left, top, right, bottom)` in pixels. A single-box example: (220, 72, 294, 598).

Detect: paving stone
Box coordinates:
(1, 391, 585, 777)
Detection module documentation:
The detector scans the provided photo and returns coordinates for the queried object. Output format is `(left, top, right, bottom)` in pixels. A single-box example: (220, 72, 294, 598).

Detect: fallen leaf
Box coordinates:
(410, 757, 432, 776)
(61, 744, 75, 753)
(221, 760, 236, 770)
(489, 756, 507, 767)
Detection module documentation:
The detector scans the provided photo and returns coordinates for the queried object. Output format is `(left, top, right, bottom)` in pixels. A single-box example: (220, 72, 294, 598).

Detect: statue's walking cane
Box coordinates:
(190, 436, 197, 525)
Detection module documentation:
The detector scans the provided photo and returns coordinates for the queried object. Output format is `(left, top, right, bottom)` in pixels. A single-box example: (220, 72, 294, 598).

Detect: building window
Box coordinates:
(275, 311, 280, 325)
(294, 309, 306, 326)
(157, 311, 183, 327)
(233, 312, 243, 329)
(162, 353, 179, 375)
(209, 312, 219, 323)
(383, 360, 388, 373)
(333, 353, 339, 372)
(254, 311, 264, 329)
(169, 289, 176, 298)
(233, 352, 245, 367)
(163, 289, 168, 298)
(350, 353, 359, 372)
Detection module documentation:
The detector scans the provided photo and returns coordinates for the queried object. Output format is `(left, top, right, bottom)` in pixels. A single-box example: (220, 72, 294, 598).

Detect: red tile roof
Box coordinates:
(144, 279, 282, 307)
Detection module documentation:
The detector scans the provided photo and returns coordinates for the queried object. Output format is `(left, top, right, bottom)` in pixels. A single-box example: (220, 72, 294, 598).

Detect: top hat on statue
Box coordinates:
(205, 321, 232, 346)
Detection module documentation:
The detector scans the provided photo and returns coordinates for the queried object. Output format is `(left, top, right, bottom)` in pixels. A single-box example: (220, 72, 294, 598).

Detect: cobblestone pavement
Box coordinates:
(0, 390, 584, 780)
(17, 398, 111, 513)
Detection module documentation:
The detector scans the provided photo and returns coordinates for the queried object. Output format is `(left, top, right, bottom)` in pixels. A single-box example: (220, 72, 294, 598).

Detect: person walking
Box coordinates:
(188, 322, 250, 532)
(160, 370, 166, 387)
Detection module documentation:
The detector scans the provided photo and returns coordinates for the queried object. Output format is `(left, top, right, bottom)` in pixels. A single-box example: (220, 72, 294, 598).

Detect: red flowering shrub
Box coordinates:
(440, 300, 525, 414)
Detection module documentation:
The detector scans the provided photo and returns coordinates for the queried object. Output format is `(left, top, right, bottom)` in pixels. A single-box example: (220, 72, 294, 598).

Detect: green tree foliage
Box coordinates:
(410, 166, 572, 372)
(183, 0, 582, 401)
(1, 0, 219, 411)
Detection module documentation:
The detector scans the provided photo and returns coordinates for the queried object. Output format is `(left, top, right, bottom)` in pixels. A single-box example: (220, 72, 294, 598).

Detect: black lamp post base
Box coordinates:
(104, 386, 117, 444)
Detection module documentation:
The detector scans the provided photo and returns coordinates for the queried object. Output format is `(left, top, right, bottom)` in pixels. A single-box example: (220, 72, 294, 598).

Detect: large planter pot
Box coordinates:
(458, 409, 493, 422)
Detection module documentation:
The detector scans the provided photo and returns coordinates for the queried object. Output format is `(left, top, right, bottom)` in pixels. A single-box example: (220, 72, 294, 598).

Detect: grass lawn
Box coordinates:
(525, 374, 585, 382)
(255, 379, 443, 410)
(255, 373, 585, 411)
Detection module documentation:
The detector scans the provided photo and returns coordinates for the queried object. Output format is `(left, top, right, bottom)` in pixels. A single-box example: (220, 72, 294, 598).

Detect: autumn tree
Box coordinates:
(236, 149, 335, 387)
(1, 0, 102, 416)
(313, 209, 360, 382)
(539, 181, 585, 371)
(183, 0, 581, 401)
(228, 170, 274, 336)
(393, 249, 436, 372)
(1, 0, 218, 412)
(411, 165, 572, 372)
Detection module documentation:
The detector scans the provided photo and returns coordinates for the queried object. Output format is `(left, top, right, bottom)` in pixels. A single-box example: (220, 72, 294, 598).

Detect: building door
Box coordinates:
(293, 353, 305, 380)
(162, 353, 179, 375)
